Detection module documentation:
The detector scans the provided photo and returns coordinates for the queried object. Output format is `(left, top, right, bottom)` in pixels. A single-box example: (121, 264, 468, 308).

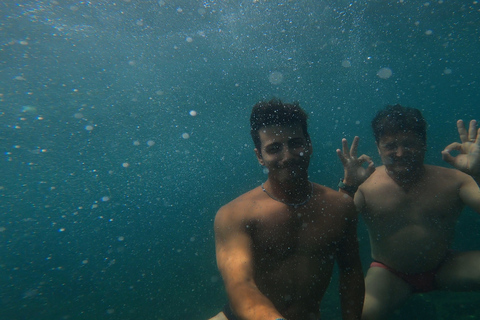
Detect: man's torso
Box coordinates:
(358, 165, 465, 272)
(224, 183, 354, 318)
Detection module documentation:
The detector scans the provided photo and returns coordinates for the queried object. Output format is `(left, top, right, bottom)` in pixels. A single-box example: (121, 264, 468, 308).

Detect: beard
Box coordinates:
(384, 156, 424, 180)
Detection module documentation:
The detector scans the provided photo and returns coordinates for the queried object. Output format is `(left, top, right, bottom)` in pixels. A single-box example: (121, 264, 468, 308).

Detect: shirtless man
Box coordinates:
(336, 104, 480, 319)
(210, 99, 364, 320)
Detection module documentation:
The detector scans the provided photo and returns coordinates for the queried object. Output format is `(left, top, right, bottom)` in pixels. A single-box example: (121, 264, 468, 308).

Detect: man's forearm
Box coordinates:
(227, 284, 284, 320)
(339, 271, 365, 320)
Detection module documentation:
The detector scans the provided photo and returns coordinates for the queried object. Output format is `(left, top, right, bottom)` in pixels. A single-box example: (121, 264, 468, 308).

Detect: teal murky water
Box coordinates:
(1, 1, 479, 319)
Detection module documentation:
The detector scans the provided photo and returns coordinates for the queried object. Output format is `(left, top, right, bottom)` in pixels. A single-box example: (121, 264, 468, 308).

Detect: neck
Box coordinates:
(387, 165, 426, 189)
(264, 177, 311, 203)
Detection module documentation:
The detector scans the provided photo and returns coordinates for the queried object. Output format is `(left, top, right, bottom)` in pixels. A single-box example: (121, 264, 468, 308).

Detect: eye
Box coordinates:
(266, 144, 281, 153)
(384, 143, 396, 151)
(289, 139, 305, 148)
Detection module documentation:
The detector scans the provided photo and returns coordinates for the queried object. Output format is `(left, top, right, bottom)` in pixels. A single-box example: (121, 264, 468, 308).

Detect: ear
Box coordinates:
(254, 148, 265, 166)
(307, 141, 313, 155)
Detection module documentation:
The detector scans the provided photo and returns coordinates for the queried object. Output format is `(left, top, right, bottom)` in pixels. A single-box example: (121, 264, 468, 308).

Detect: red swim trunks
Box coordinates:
(370, 261, 441, 293)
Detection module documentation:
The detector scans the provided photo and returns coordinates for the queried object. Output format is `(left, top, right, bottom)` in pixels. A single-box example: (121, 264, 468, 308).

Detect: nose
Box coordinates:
(279, 145, 297, 164)
(395, 146, 404, 157)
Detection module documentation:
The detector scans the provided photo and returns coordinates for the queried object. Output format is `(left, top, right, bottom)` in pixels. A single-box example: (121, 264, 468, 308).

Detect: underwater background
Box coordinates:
(1, 1, 479, 319)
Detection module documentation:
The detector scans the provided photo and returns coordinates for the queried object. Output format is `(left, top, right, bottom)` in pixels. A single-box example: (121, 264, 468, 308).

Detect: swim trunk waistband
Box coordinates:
(370, 260, 439, 293)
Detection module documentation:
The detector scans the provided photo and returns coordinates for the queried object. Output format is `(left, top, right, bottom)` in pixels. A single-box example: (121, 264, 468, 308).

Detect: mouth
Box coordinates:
(387, 158, 420, 171)
(278, 162, 303, 170)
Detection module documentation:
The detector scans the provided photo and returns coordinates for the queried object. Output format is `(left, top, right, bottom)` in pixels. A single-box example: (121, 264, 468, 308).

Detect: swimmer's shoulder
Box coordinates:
(215, 185, 264, 220)
(312, 183, 356, 212)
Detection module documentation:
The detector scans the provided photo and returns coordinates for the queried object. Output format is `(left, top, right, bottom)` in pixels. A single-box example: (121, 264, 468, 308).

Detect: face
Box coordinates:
(377, 132, 426, 177)
(254, 124, 312, 182)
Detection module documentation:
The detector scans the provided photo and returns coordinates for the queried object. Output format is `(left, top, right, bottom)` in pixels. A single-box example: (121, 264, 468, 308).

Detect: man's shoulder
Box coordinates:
(312, 183, 356, 212)
(425, 164, 461, 175)
(216, 186, 262, 218)
(314, 183, 351, 199)
(359, 166, 388, 186)
(424, 164, 472, 185)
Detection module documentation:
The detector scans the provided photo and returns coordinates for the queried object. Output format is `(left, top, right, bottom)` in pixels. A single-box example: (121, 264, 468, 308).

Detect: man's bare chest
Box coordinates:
(249, 211, 345, 258)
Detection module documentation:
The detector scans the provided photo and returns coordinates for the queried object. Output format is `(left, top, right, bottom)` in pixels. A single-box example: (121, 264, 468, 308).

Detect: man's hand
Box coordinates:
(442, 120, 480, 177)
(336, 136, 375, 186)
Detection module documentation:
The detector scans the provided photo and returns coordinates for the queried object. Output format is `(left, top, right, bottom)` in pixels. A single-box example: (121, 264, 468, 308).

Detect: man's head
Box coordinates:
(372, 104, 427, 178)
(371, 104, 427, 145)
(250, 99, 311, 182)
(250, 99, 310, 151)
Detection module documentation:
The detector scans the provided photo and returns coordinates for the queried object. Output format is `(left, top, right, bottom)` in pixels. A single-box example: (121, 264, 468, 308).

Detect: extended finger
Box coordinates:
(350, 136, 360, 158)
(342, 138, 349, 156)
(468, 120, 478, 142)
(457, 120, 468, 143)
(336, 149, 347, 165)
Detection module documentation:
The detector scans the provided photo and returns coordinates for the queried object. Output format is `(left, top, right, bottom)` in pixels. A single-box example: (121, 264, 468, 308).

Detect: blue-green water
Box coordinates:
(1, 1, 479, 319)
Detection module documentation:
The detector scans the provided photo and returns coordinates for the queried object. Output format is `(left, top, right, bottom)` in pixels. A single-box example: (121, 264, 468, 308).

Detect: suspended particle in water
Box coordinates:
(425, 29, 433, 36)
(341, 60, 351, 68)
(268, 71, 284, 85)
(147, 140, 155, 146)
(186, 36, 193, 43)
(85, 125, 94, 131)
(182, 133, 190, 139)
(377, 67, 393, 79)
(22, 105, 36, 113)
(133, 140, 140, 146)
(58, 228, 66, 232)
(74, 113, 83, 119)
(117, 236, 125, 242)
(101, 196, 110, 202)
(189, 110, 197, 117)
(176, 7, 183, 13)
(443, 68, 452, 75)
(122, 162, 130, 168)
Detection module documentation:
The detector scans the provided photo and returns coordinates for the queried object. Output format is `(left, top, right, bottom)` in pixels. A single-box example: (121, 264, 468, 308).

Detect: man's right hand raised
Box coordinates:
(336, 136, 376, 187)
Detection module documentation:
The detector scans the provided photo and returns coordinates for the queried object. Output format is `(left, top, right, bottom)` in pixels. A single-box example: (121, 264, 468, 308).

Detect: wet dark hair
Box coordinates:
(250, 98, 310, 150)
(371, 104, 427, 144)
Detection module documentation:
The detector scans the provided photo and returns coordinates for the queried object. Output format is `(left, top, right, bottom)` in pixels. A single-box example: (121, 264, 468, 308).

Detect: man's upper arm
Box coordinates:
(353, 188, 366, 214)
(214, 207, 255, 292)
(459, 174, 480, 214)
(335, 198, 361, 269)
